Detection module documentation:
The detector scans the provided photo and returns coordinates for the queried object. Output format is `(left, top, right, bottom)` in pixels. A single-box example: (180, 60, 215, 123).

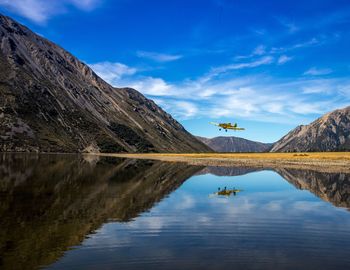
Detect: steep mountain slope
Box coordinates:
(197, 136, 272, 152)
(0, 14, 210, 153)
(271, 106, 350, 152)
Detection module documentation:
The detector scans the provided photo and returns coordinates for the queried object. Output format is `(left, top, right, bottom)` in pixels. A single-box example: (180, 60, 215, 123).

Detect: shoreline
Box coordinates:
(92, 152, 350, 173)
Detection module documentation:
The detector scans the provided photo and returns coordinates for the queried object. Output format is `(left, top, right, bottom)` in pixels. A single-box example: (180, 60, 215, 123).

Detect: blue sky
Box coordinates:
(1, 0, 350, 142)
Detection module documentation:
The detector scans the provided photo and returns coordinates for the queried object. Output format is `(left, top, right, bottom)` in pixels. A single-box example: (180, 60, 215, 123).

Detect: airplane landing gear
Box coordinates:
(219, 129, 221, 131)
(225, 129, 227, 132)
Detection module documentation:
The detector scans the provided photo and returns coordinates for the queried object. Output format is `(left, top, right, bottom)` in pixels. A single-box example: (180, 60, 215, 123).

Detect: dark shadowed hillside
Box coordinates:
(0, 14, 210, 153)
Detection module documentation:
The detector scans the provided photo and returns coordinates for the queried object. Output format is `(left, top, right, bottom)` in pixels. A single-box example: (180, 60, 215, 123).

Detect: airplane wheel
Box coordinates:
(219, 129, 221, 131)
(225, 130, 227, 132)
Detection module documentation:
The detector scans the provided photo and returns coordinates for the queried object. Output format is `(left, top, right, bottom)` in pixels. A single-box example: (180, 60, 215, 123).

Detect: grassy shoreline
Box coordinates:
(91, 152, 350, 173)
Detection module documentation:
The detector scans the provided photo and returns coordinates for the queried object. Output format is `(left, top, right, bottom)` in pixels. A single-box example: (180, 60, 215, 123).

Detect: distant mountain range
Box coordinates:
(197, 136, 272, 152)
(0, 14, 210, 153)
(271, 106, 350, 152)
(198, 106, 350, 153)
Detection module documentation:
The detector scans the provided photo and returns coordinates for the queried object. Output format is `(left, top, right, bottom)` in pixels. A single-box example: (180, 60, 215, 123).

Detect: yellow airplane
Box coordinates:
(211, 187, 243, 197)
(210, 122, 245, 132)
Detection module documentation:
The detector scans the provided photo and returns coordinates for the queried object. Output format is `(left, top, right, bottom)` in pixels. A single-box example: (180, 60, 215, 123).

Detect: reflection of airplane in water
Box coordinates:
(212, 186, 243, 197)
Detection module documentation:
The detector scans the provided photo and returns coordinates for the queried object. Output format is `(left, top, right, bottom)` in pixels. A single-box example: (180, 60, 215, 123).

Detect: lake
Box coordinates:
(0, 153, 349, 270)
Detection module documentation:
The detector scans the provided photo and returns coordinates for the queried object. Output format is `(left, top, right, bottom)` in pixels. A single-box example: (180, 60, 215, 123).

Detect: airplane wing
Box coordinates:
(227, 126, 245, 130)
(209, 122, 220, 126)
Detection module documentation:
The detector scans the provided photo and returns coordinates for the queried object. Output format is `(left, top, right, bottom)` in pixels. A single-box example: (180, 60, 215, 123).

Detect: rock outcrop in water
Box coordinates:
(197, 136, 272, 152)
(271, 106, 350, 152)
(0, 154, 202, 269)
(0, 14, 210, 153)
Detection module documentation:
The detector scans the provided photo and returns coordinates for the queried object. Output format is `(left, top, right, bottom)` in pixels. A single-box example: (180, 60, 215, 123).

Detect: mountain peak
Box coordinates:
(270, 106, 350, 152)
(197, 136, 272, 152)
(0, 14, 210, 153)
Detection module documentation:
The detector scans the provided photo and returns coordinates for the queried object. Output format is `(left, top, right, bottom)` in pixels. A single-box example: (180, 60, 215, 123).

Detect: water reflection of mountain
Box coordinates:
(276, 168, 350, 209)
(198, 166, 350, 209)
(0, 154, 201, 270)
(197, 166, 261, 176)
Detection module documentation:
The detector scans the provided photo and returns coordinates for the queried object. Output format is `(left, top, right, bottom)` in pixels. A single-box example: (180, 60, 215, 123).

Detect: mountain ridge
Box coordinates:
(270, 106, 350, 152)
(197, 135, 272, 152)
(0, 14, 211, 153)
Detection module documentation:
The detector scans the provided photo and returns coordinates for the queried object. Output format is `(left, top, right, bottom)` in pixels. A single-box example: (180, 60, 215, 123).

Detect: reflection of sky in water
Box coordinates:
(50, 170, 350, 270)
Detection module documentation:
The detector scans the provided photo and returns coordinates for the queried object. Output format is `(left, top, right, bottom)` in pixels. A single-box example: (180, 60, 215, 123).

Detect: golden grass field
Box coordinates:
(127, 152, 350, 160)
(94, 152, 350, 173)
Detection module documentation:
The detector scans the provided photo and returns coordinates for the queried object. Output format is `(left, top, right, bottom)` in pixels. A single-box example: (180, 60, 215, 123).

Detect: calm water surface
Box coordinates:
(0, 154, 349, 270)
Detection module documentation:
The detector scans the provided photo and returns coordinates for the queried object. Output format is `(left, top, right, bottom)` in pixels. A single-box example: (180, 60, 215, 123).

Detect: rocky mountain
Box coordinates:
(271, 106, 350, 152)
(0, 14, 210, 153)
(197, 136, 272, 152)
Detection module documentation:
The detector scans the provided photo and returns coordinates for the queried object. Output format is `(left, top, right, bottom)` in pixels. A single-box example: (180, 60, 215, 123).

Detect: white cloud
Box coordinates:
(277, 55, 293, 65)
(136, 51, 183, 62)
(234, 45, 266, 60)
(304, 67, 333, 76)
(89, 59, 350, 123)
(210, 56, 274, 77)
(155, 99, 199, 119)
(128, 77, 172, 96)
(302, 80, 334, 94)
(88, 62, 137, 83)
(253, 45, 266, 56)
(0, 0, 101, 23)
(292, 37, 319, 49)
(173, 101, 198, 118)
(89, 61, 174, 96)
(270, 38, 320, 55)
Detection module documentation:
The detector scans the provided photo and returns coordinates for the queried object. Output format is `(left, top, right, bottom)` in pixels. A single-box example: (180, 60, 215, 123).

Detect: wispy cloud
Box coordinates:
(253, 45, 266, 56)
(304, 67, 333, 76)
(210, 56, 274, 77)
(69, 0, 100, 11)
(127, 77, 171, 96)
(157, 100, 199, 119)
(136, 51, 183, 62)
(88, 61, 137, 83)
(235, 45, 266, 60)
(277, 17, 299, 33)
(90, 59, 350, 123)
(270, 37, 320, 54)
(277, 55, 293, 65)
(89, 61, 173, 96)
(0, 0, 101, 23)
